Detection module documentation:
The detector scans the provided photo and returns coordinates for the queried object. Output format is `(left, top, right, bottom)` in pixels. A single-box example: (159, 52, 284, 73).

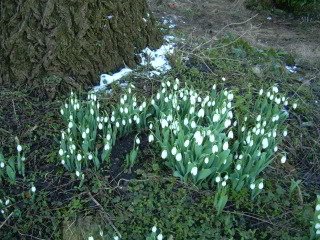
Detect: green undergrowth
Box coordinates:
(0, 36, 319, 239)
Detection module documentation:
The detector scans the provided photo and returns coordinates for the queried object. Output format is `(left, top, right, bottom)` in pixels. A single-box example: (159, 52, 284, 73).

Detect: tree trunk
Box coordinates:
(0, 0, 162, 92)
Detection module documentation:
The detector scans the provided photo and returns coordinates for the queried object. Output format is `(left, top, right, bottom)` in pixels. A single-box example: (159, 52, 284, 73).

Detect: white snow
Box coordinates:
(94, 68, 133, 91)
(285, 65, 298, 73)
(107, 15, 113, 20)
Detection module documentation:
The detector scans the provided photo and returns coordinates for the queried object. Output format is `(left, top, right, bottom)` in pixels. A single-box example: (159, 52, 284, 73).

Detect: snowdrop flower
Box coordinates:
(106, 134, 111, 141)
(274, 146, 278, 152)
(241, 126, 246, 132)
(17, 144, 22, 152)
(256, 115, 261, 122)
(77, 153, 82, 161)
(191, 121, 197, 129)
(283, 130, 288, 137)
(224, 119, 231, 128)
(90, 108, 94, 115)
(148, 134, 154, 143)
(68, 122, 73, 129)
(116, 122, 120, 128)
(293, 103, 297, 109)
(161, 119, 168, 128)
(212, 114, 220, 122)
(61, 160, 65, 165)
(280, 155, 286, 164)
(212, 145, 219, 153)
(266, 92, 271, 97)
(316, 205, 320, 211)
(59, 149, 64, 156)
(122, 119, 126, 126)
(194, 131, 204, 145)
(104, 143, 110, 150)
(191, 166, 198, 176)
(171, 147, 177, 156)
(250, 183, 255, 190)
(197, 108, 205, 118)
(76, 171, 80, 177)
(275, 98, 281, 104)
(272, 86, 279, 93)
(215, 176, 221, 183)
(221, 107, 227, 114)
(0, 162, 4, 168)
(88, 153, 93, 160)
(222, 142, 229, 151)
(161, 150, 168, 159)
(88, 237, 94, 240)
(31, 186, 36, 193)
(236, 164, 241, 171)
(184, 139, 190, 148)
(176, 153, 182, 161)
(228, 93, 234, 101)
(82, 132, 87, 139)
(209, 134, 215, 143)
(157, 234, 163, 240)
(228, 131, 234, 139)
(258, 182, 264, 190)
(152, 226, 157, 233)
(149, 123, 153, 129)
(259, 89, 263, 95)
(111, 116, 115, 122)
(262, 138, 269, 149)
(135, 137, 140, 145)
(284, 100, 288, 106)
(5, 199, 10, 205)
(183, 118, 189, 126)
(189, 106, 195, 114)
(222, 181, 227, 187)
(204, 157, 209, 164)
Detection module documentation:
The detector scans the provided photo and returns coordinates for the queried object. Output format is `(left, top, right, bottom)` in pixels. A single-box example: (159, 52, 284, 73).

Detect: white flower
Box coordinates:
(262, 138, 269, 149)
(259, 89, 263, 95)
(228, 93, 234, 101)
(204, 157, 209, 164)
(258, 182, 264, 190)
(90, 108, 94, 115)
(31, 186, 36, 193)
(88, 153, 93, 160)
(184, 140, 190, 148)
(197, 108, 205, 118)
(61, 160, 65, 165)
(16, 144, 22, 152)
(316, 204, 320, 211)
(0, 162, 4, 168)
(212, 114, 220, 122)
(212, 145, 218, 153)
(227, 131, 234, 139)
(280, 155, 286, 164)
(250, 183, 255, 190)
(82, 132, 87, 139)
(191, 121, 197, 129)
(222, 77, 226, 81)
(189, 106, 195, 114)
(106, 134, 111, 141)
(161, 119, 168, 128)
(135, 138, 140, 145)
(191, 166, 198, 176)
(148, 134, 154, 143)
(122, 119, 126, 126)
(59, 149, 64, 156)
(183, 118, 189, 126)
(86, 128, 90, 134)
(224, 119, 231, 128)
(293, 103, 297, 109)
(104, 143, 110, 150)
(157, 234, 163, 240)
(222, 181, 227, 187)
(161, 150, 168, 159)
(236, 164, 241, 171)
(116, 122, 120, 128)
(88, 237, 94, 240)
(272, 86, 279, 93)
(60, 109, 64, 115)
(152, 226, 157, 233)
(77, 154, 82, 161)
(256, 115, 261, 122)
(5, 199, 10, 205)
(114, 237, 119, 240)
(76, 171, 80, 177)
(315, 223, 320, 229)
(274, 146, 278, 152)
(194, 131, 204, 145)
(209, 134, 215, 142)
(222, 142, 229, 151)
(283, 130, 288, 137)
(241, 126, 246, 132)
(215, 176, 221, 183)
(171, 147, 177, 156)
(176, 153, 182, 161)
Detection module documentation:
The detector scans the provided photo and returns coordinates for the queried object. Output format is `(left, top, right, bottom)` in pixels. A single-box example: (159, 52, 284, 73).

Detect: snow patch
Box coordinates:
(161, 17, 176, 29)
(94, 68, 133, 91)
(285, 65, 298, 73)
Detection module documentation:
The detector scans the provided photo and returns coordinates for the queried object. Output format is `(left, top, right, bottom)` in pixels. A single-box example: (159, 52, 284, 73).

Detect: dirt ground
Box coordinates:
(148, 0, 320, 73)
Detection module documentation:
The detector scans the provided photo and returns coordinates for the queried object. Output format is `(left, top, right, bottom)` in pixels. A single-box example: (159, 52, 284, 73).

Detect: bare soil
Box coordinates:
(149, 0, 320, 72)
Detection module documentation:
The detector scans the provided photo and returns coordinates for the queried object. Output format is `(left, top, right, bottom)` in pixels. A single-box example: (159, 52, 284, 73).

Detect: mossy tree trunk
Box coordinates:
(0, 0, 162, 92)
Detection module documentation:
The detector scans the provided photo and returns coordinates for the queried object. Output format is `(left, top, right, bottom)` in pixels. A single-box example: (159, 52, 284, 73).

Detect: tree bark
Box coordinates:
(0, 0, 162, 91)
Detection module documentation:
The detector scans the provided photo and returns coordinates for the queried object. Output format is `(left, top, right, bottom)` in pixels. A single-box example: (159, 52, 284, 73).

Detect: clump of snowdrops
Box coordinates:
(311, 195, 320, 239)
(59, 78, 295, 212)
(0, 141, 36, 216)
(58, 87, 149, 179)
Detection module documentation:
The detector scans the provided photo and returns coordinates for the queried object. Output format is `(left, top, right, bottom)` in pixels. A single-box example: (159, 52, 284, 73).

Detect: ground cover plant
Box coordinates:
(0, 33, 319, 239)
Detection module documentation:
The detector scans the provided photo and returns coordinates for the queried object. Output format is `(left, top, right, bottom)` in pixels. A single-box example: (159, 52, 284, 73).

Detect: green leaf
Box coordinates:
(6, 165, 16, 183)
